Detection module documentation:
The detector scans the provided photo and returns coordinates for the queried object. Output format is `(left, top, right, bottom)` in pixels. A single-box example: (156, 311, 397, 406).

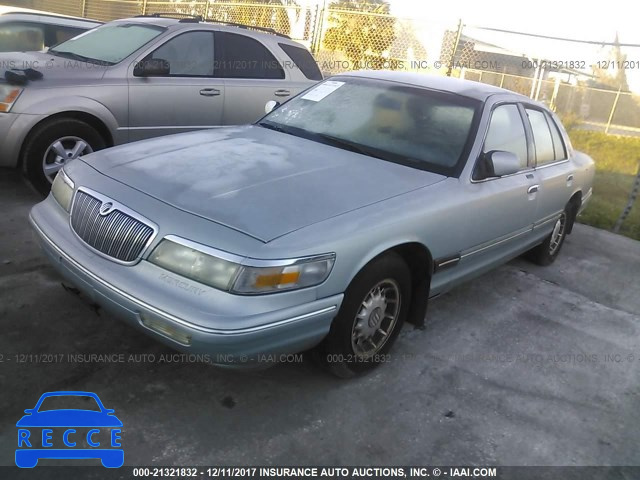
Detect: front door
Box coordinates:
(127, 30, 224, 142)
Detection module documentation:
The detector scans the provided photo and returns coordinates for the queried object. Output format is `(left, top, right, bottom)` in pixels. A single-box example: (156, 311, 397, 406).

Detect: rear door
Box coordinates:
(215, 32, 310, 125)
(523, 106, 574, 232)
(127, 30, 224, 141)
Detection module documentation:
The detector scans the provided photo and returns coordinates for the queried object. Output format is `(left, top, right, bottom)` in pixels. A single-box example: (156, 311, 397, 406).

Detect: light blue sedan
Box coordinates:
(30, 71, 594, 377)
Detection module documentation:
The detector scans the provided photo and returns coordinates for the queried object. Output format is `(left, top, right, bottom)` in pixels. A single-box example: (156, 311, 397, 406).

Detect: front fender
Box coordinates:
(19, 96, 120, 139)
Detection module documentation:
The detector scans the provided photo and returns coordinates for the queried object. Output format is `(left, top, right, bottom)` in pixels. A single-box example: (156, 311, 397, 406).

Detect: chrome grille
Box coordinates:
(70, 190, 154, 263)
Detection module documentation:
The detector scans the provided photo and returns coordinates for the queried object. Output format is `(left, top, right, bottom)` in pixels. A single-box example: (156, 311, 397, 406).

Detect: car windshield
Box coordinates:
(260, 76, 481, 176)
(37, 395, 101, 412)
(49, 22, 165, 65)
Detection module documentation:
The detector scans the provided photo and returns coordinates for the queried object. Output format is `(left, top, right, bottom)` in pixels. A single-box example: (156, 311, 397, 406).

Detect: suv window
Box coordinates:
(0, 22, 45, 51)
(526, 108, 556, 165)
(151, 31, 214, 76)
(45, 24, 86, 46)
(483, 104, 528, 169)
(215, 32, 284, 79)
(279, 42, 322, 80)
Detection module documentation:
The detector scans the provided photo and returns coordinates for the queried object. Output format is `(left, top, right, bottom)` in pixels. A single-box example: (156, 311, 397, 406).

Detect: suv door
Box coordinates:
(215, 32, 303, 125)
(127, 30, 224, 142)
(524, 107, 574, 231)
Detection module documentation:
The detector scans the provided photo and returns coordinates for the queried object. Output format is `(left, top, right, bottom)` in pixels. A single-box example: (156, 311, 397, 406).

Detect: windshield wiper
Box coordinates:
(314, 133, 388, 161)
(49, 50, 111, 66)
(257, 121, 288, 133)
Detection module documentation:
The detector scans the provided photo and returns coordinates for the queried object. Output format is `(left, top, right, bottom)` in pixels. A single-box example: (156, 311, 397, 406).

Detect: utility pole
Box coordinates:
(446, 19, 463, 77)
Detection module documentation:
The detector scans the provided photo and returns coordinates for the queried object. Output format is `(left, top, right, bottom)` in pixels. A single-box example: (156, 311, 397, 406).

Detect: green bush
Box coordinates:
(569, 131, 640, 240)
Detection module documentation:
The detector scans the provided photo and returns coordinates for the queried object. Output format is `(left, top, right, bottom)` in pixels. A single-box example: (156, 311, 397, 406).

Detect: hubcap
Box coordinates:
(549, 213, 566, 255)
(351, 279, 401, 358)
(42, 136, 93, 183)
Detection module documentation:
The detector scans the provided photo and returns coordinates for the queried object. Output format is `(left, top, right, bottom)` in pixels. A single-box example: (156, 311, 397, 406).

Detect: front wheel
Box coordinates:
(526, 209, 569, 266)
(314, 252, 411, 378)
(23, 118, 105, 195)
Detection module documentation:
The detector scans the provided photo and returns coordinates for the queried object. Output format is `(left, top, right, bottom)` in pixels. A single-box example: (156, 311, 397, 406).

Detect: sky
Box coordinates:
(389, 0, 640, 91)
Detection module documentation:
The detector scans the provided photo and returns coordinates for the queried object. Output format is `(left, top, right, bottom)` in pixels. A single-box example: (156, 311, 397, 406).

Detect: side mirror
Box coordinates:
(265, 100, 280, 114)
(24, 409, 34, 414)
(486, 150, 520, 177)
(105, 409, 115, 415)
(134, 58, 170, 77)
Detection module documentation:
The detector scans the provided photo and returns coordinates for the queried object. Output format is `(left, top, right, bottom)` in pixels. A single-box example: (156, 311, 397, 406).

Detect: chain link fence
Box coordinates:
(6, 0, 640, 135)
(450, 24, 640, 136)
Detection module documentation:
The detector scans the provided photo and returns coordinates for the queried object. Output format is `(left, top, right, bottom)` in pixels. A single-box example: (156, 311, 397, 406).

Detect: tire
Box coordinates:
(23, 118, 105, 195)
(526, 207, 570, 266)
(314, 252, 411, 378)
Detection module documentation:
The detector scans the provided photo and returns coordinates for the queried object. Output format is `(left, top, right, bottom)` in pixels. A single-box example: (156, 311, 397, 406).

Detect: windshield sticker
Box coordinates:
(301, 81, 345, 102)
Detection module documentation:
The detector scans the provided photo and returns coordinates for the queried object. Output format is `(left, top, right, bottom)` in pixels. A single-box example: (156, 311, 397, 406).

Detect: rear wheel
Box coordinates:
(314, 252, 411, 378)
(526, 208, 569, 266)
(23, 118, 105, 195)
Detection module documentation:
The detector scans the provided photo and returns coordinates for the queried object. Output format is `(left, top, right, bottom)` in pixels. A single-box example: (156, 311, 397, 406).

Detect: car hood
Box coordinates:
(82, 126, 446, 242)
(16, 410, 123, 427)
(0, 51, 107, 85)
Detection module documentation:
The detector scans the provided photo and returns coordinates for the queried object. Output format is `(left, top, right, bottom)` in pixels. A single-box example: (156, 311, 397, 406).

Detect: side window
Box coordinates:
(278, 42, 322, 80)
(545, 112, 567, 161)
(215, 32, 285, 79)
(150, 31, 214, 76)
(526, 108, 555, 165)
(0, 22, 45, 52)
(483, 104, 528, 169)
(45, 25, 87, 47)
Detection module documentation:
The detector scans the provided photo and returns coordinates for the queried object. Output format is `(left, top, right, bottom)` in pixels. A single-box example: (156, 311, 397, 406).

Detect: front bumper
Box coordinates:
(30, 199, 343, 367)
(0, 111, 48, 168)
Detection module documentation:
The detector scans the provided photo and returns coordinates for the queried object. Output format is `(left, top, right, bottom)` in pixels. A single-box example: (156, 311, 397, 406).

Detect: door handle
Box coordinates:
(567, 174, 574, 183)
(528, 185, 540, 194)
(199, 88, 221, 97)
(274, 89, 291, 97)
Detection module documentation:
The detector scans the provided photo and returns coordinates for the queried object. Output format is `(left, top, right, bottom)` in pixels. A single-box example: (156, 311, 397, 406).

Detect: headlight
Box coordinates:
(149, 239, 241, 291)
(0, 85, 23, 112)
(51, 169, 75, 212)
(149, 237, 335, 295)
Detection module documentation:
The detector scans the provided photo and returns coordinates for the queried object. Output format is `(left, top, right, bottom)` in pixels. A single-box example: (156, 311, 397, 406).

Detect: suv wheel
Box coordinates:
(314, 252, 411, 378)
(23, 118, 105, 195)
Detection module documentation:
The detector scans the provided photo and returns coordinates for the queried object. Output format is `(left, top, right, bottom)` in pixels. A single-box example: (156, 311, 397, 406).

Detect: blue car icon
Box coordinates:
(16, 391, 123, 468)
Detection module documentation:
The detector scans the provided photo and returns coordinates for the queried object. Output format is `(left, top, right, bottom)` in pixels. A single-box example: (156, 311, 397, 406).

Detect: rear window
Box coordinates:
(279, 42, 322, 80)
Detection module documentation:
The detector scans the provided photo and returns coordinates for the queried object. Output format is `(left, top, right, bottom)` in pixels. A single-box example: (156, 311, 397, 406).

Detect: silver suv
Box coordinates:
(0, 5, 102, 52)
(0, 14, 322, 193)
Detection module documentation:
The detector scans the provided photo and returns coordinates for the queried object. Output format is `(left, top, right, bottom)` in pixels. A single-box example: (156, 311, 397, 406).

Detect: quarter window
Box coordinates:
(483, 104, 528, 169)
(150, 31, 214, 76)
(526, 108, 556, 165)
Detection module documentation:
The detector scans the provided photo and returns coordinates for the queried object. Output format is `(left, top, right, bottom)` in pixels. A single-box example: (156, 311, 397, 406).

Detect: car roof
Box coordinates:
(340, 70, 530, 102)
(38, 391, 100, 398)
(112, 16, 300, 44)
(0, 6, 102, 24)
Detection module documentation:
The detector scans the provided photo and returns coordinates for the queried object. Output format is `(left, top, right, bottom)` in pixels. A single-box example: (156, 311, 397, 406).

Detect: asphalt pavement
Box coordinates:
(1, 168, 639, 473)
